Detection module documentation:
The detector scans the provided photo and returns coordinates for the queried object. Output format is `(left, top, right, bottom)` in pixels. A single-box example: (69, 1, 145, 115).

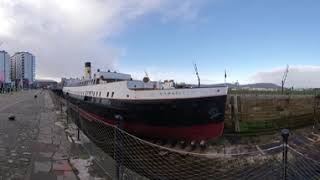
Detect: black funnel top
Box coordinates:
(85, 62, 91, 67)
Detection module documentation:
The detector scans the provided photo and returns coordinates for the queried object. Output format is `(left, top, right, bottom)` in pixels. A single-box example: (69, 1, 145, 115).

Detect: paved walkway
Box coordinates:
(0, 90, 77, 180)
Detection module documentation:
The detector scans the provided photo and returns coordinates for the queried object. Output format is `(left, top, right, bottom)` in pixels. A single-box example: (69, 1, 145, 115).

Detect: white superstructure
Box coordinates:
(63, 70, 228, 100)
(97, 70, 131, 81)
(64, 81, 228, 100)
(0, 50, 11, 84)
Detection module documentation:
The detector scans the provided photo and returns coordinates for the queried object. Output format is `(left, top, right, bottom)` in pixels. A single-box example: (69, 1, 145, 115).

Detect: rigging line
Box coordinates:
(244, 162, 279, 180)
(245, 169, 274, 180)
(295, 155, 320, 169)
(288, 145, 320, 164)
(286, 168, 310, 180)
(250, 166, 279, 180)
(288, 161, 316, 179)
(292, 154, 320, 169)
(292, 157, 320, 176)
(289, 156, 320, 177)
(290, 140, 320, 152)
(219, 160, 276, 179)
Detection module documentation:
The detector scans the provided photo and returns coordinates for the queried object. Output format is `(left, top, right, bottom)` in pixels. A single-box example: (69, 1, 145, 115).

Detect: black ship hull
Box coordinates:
(62, 91, 227, 140)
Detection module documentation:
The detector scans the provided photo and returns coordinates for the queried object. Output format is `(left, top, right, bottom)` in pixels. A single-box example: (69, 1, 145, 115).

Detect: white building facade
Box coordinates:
(11, 52, 36, 87)
(0, 50, 11, 86)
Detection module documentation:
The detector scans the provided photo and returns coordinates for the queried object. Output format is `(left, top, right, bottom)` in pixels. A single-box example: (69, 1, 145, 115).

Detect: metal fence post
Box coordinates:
(281, 129, 290, 180)
(77, 103, 80, 141)
(66, 101, 69, 124)
(60, 100, 63, 113)
(313, 94, 320, 132)
(115, 115, 124, 180)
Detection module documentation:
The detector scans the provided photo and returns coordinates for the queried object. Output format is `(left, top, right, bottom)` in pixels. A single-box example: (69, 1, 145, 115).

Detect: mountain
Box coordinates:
(182, 83, 281, 89)
(240, 83, 282, 89)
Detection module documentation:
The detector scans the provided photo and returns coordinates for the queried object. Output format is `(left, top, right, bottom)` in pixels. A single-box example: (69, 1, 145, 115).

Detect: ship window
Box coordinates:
(99, 92, 101, 97)
(127, 94, 129, 98)
(111, 92, 114, 97)
(107, 92, 109, 97)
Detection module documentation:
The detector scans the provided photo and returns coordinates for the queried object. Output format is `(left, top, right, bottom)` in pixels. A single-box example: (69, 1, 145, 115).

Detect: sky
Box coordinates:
(0, 0, 320, 88)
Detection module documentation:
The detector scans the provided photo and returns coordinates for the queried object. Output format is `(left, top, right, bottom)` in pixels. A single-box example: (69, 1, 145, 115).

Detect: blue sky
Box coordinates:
(1, 0, 320, 87)
(110, 0, 320, 84)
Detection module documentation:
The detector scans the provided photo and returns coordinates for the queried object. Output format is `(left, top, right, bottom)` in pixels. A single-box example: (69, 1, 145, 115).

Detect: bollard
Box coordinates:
(8, 114, 16, 121)
(281, 129, 290, 180)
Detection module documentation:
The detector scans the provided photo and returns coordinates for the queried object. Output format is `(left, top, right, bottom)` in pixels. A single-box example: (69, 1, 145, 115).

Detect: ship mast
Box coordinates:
(193, 63, 200, 87)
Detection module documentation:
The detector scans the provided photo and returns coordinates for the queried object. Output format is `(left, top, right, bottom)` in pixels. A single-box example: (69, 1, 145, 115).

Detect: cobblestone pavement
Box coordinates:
(0, 90, 77, 180)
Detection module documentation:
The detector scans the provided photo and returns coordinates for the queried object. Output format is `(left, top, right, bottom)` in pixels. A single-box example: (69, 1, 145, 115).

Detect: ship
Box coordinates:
(61, 62, 228, 141)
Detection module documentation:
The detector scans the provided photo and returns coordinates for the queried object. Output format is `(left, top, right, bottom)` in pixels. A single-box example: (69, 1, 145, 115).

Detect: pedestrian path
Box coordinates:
(0, 90, 78, 180)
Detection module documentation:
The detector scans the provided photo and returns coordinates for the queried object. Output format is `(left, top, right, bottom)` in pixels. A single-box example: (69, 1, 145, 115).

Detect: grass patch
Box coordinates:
(79, 152, 90, 160)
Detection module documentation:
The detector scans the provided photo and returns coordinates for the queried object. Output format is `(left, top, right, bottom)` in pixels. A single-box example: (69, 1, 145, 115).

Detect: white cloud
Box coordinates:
(0, 0, 204, 81)
(160, 0, 209, 24)
(250, 65, 320, 88)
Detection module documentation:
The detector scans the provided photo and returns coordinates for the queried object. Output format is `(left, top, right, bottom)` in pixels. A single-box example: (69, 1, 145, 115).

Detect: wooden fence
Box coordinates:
(224, 95, 320, 133)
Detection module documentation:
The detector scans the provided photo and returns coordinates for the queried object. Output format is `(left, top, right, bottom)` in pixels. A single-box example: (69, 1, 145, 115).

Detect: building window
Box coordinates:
(111, 92, 114, 97)
(107, 92, 109, 97)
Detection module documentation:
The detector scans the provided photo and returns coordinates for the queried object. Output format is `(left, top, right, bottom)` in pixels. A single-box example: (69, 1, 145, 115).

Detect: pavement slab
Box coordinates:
(0, 90, 78, 180)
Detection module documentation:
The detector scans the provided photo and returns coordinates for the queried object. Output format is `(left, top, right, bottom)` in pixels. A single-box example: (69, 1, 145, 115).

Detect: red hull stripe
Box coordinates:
(75, 106, 224, 140)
